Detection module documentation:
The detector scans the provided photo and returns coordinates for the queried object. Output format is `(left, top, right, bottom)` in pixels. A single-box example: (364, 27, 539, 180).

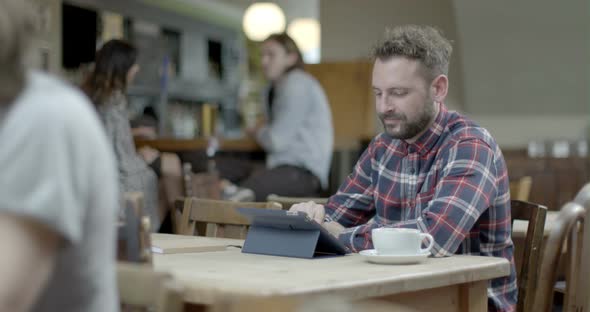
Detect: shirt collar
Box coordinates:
(405, 102, 448, 156)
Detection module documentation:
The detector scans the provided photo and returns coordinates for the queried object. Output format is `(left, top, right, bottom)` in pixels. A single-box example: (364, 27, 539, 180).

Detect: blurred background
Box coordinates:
(27, 0, 590, 207)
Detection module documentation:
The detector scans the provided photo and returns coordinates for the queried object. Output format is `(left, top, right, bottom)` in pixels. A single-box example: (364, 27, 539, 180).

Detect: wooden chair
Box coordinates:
(177, 197, 282, 238)
(563, 183, 590, 312)
(266, 194, 329, 210)
(510, 176, 533, 201)
(573, 183, 590, 207)
(552, 184, 590, 292)
(118, 192, 153, 264)
(162, 162, 222, 234)
(510, 199, 548, 312)
(117, 262, 184, 312)
(181, 162, 221, 199)
(531, 202, 585, 312)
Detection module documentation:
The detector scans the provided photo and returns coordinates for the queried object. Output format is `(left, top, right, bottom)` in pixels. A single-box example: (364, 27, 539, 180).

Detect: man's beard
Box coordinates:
(379, 101, 436, 140)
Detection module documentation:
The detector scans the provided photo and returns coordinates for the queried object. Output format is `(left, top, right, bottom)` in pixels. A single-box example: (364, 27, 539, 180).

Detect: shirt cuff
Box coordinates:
(337, 223, 378, 253)
(255, 126, 272, 150)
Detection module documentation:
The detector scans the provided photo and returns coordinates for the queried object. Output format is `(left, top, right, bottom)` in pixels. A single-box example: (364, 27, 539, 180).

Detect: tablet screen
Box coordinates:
(237, 207, 349, 256)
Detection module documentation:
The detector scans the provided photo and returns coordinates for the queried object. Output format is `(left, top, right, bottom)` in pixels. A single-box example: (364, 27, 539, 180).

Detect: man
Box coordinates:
(0, 1, 118, 311)
(291, 25, 517, 311)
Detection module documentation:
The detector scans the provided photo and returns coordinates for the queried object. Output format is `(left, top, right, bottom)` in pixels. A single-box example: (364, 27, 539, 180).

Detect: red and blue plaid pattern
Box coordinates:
(326, 103, 517, 311)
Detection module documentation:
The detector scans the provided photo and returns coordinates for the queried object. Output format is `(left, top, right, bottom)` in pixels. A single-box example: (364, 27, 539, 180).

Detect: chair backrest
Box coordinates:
(266, 194, 329, 210)
(117, 262, 184, 312)
(181, 162, 221, 199)
(569, 183, 590, 312)
(178, 197, 282, 238)
(118, 192, 153, 264)
(510, 176, 533, 202)
(573, 183, 590, 207)
(531, 202, 585, 312)
(174, 163, 222, 234)
(510, 199, 547, 312)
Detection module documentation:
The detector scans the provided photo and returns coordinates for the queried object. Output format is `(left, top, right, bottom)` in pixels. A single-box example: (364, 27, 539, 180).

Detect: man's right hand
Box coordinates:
(289, 201, 326, 224)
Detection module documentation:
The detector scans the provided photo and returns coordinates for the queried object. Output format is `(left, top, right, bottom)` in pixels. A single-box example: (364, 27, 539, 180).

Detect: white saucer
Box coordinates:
(359, 249, 430, 265)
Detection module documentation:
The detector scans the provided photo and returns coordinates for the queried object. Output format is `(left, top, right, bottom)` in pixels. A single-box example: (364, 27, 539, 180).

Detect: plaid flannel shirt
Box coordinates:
(325, 103, 517, 311)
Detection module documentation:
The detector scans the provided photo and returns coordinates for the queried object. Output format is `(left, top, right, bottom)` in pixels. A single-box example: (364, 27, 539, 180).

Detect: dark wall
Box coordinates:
(62, 3, 97, 69)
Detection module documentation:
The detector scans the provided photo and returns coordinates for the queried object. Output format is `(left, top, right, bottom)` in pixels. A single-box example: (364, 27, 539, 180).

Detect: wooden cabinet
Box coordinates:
(504, 149, 590, 210)
(305, 61, 376, 143)
(305, 62, 377, 192)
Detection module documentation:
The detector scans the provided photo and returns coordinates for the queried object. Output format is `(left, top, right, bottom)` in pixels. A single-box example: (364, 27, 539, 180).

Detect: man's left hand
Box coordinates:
(245, 118, 266, 137)
(323, 221, 345, 238)
(138, 146, 160, 164)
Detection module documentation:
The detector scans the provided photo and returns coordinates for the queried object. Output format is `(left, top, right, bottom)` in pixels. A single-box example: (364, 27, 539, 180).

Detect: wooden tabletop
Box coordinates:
(151, 235, 510, 306)
(152, 233, 243, 247)
(135, 136, 361, 153)
(135, 137, 262, 152)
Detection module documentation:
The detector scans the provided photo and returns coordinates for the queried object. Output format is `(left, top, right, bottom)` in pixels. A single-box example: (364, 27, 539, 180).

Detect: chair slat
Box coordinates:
(510, 199, 547, 312)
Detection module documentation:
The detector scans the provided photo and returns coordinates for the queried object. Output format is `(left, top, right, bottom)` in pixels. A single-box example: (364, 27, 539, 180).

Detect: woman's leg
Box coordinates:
(158, 153, 183, 232)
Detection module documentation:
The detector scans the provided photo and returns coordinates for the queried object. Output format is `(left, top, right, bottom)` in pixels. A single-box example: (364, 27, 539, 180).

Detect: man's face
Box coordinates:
(372, 57, 436, 141)
(260, 40, 296, 81)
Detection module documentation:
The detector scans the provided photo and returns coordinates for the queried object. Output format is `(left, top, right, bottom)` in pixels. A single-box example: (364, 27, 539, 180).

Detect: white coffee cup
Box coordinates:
(371, 228, 434, 255)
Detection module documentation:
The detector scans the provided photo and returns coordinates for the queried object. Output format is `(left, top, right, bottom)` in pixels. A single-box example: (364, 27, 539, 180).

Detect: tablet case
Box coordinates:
(237, 208, 349, 259)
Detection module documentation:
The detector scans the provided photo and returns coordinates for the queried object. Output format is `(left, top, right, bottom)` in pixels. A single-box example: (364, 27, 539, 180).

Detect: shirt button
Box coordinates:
(408, 167, 416, 174)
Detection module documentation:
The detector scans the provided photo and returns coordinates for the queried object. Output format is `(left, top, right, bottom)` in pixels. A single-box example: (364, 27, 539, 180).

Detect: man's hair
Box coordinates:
(0, 0, 36, 104)
(371, 25, 452, 82)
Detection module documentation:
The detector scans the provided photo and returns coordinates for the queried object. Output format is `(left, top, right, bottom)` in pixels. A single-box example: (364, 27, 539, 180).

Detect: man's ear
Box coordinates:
(430, 74, 448, 103)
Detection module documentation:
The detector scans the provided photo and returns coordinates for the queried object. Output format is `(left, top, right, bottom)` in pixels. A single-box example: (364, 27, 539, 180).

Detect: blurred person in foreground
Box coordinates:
(82, 39, 183, 231)
(0, 0, 118, 311)
(290, 25, 516, 311)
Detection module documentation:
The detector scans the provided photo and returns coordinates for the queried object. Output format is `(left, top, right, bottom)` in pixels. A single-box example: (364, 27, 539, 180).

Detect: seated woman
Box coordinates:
(82, 39, 181, 231)
(219, 33, 334, 201)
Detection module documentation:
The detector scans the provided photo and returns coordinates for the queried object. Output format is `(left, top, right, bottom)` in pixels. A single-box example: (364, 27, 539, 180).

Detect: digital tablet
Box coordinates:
(237, 207, 349, 257)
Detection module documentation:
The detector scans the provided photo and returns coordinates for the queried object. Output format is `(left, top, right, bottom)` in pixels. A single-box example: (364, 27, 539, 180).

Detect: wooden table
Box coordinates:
(151, 234, 510, 312)
(152, 233, 243, 248)
(135, 137, 262, 152)
(135, 136, 362, 153)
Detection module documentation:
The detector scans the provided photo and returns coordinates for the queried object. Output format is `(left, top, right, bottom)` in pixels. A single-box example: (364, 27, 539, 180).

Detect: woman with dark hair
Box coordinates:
(82, 39, 140, 105)
(230, 33, 333, 201)
(83, 39, 169, 231)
